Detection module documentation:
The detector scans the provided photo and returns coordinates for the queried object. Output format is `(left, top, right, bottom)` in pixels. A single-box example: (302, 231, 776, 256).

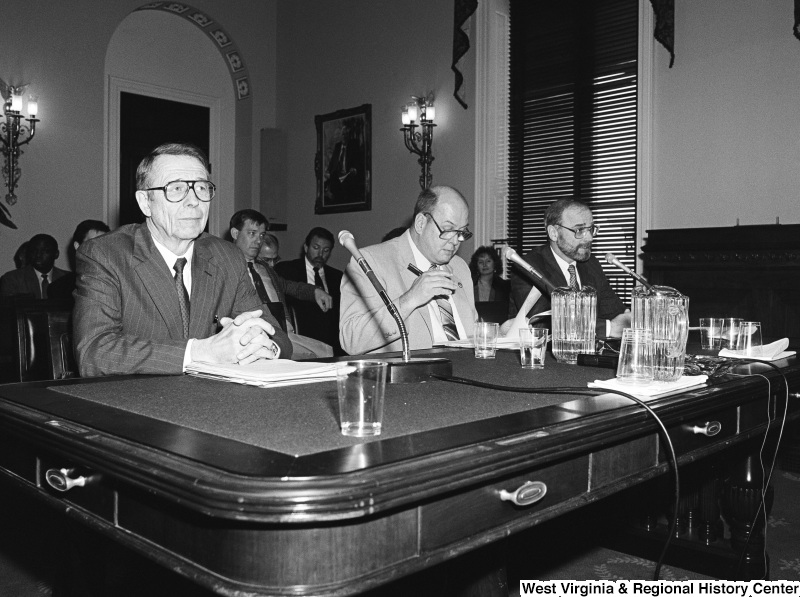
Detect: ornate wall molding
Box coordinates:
(135, 2, 250, 100)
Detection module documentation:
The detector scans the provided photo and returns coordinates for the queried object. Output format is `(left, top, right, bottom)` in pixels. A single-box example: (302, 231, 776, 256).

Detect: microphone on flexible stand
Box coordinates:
(338, 231, 452, 383)
(604, 253, 652, 290)
(503, 247, 559, 294)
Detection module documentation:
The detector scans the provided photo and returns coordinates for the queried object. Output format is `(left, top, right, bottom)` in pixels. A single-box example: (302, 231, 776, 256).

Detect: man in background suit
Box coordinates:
(48, 219, 111, 303)
(339, 185, 477, 354)
(74, 142, 291, 377)
(0, 233, 68, 299)
(510, 198, 631, 338)
(276, 227, 344, 354)
(229, 209, 333, 359)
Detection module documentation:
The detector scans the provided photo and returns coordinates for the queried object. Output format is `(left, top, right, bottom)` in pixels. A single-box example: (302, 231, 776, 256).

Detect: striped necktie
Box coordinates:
(429, 265, 460, 341)
(568, 264, 580, 291)
(173, 258, 190, 338)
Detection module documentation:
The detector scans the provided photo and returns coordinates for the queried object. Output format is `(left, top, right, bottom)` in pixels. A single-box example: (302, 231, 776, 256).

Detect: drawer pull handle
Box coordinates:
(45, 468, 89, 492)
(690, 421, 721, 437)
(499, 481, 547, 507)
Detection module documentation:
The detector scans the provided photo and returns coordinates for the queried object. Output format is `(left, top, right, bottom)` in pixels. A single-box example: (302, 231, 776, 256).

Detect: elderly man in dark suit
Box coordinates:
(73, 143, 291, 377)
(0, 233, 68, 299)
(510, 198, 631, 338)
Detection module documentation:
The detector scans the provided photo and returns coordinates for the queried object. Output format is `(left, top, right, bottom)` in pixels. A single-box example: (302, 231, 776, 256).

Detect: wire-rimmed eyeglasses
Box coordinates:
(144, 180, 216, 203)
(423, 213, 473, 242)
(556, 223, 599, 239)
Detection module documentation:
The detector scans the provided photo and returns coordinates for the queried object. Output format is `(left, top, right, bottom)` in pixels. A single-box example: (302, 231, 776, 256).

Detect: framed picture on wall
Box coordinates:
(314, 104, 372, 214)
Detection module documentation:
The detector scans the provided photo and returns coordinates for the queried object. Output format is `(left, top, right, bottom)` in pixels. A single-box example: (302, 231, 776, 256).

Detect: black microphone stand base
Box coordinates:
(381, 357, 452, 383)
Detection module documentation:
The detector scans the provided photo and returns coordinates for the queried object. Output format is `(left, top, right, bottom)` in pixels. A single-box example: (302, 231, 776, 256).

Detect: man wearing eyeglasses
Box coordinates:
(73, 143, 292, 376)
(510, 198, 631, 338)
(340, 185, 477, 354)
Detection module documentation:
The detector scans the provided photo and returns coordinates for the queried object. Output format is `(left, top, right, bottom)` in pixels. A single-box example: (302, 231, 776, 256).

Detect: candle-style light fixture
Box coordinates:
(0, 79, 40, 206)
(400, 93, 436, 189)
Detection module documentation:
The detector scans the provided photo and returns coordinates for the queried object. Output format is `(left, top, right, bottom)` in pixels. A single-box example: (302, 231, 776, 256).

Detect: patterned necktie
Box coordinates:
(313, 266, 325, 290)
(429, 265, 460, 341)
(248, 262, 270, 303)
(40, 273, 49, 299)
(173, 258, 190, 338)
(568, 264, 580, 291)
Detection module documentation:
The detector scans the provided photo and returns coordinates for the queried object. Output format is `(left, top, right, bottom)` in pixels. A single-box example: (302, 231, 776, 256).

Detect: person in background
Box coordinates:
(276, 227, 344, 354)
(339, 185, 477, 354)
(73, 142, 291, 377)
(259, 233, 281, 268)
(13, 241, 29, 269)
(1, 234, 67, 299)
(509, 198, 630, 338)
(469, 246, 515, 322)
(49, 219, 111, 302)
(229, 209, 333, 359)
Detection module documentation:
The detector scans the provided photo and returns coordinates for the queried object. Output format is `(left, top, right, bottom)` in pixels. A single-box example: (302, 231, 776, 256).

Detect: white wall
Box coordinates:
(274, 0, 477, 271)
(651, 0, 800, 229)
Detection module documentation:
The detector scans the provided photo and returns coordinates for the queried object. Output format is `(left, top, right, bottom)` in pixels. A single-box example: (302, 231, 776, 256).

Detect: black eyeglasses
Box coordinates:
(144, 180, 216, 203)
(556, 223, 599, 239)
(423, 213, 473, 242)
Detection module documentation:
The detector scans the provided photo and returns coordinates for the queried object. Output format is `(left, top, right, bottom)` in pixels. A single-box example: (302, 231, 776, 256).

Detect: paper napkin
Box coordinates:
(588, 375, 709, 398)
(719, 338, 795, 362)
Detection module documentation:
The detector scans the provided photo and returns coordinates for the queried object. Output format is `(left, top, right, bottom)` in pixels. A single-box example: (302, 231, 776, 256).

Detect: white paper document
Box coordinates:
(588, 375, 709, 398)
(186, 359, 342, 388)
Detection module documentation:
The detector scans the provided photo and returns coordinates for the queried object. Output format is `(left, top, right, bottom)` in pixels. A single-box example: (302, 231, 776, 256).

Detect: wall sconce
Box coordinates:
(400, 94, 436, 189)
(0, 81, 40, 206)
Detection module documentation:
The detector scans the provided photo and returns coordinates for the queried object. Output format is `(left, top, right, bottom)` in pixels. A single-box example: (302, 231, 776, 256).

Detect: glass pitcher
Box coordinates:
(551, 286, 597, 364)
(631, 285, 689, 382)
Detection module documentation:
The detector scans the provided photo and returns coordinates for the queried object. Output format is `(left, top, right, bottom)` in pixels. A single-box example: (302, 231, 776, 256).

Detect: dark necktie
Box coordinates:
(568, 264, 579, 291)
(173, 258, 190, 338)
(429, 265, 460, 341)
(313, 267, 325, 290)
(40, 273, 49, 299)
(247, 262, 270, 303)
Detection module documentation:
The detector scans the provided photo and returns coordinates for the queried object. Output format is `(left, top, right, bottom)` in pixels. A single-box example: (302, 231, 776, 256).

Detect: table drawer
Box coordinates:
(660, 408, 738, 461)
(0, 431, 38, 484)
(419, 455, 588, 550)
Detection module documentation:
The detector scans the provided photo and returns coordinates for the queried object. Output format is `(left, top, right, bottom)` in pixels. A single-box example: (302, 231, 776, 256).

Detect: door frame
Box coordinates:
(106, 77, 222, 232)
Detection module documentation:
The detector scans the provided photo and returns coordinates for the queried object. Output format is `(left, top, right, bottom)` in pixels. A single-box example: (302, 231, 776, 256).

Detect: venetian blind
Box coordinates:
(507, 0, 639, 305)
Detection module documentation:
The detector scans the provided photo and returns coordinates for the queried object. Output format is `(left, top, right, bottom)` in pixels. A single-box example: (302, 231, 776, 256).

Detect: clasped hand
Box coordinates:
(192, 309, 280, 365)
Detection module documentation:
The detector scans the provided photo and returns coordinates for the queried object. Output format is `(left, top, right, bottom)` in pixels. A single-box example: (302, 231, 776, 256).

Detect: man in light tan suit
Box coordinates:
(74, 143, 291, 377)
(339, 185, 477, 354)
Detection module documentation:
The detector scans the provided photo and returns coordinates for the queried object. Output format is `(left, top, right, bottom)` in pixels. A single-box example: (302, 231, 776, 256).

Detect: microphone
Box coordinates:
(338, 230, 451, 382)
(503, 247, 558, 294)
(605, 253, 652, 290)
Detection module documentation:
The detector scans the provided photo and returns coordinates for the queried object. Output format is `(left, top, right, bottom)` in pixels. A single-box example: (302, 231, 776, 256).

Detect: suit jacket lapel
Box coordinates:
(132, 225, 186, 338)
(189, 235, 221, 339)
(541, 247, 569, 288)
(25, 267, 42, 299)
(397, 237, 435, 337)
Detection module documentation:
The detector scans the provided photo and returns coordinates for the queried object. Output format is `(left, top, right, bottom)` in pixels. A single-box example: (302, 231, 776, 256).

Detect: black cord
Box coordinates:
(432, 374, 680, 581)
(726, 360, 791, 579)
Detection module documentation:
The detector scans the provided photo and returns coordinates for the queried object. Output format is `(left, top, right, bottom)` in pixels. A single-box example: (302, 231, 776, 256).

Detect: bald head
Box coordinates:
(410, 185, 471, 265)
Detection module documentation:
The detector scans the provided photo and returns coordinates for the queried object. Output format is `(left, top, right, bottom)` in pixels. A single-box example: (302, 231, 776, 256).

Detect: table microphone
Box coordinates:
(338, 230, 451, 383)
(605, 253, 652, 290)
(503, 247, 558, 294)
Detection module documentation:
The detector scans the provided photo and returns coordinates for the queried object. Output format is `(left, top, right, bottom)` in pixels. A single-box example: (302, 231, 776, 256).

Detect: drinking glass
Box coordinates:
(735, 321, 763, 357)
(616, 328, 654, 385)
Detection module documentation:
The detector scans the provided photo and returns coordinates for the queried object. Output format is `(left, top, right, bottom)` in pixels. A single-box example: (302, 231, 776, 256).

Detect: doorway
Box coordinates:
(119, 93, 210, 226)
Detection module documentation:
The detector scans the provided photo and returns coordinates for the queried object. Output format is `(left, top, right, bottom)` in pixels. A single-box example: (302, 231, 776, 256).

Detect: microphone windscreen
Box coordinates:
(338, 230, 354, 246)
(605, 252, 617, 265)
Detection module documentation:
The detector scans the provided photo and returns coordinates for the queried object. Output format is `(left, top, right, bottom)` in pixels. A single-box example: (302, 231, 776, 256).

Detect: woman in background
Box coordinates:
(469, 246, 515, 321)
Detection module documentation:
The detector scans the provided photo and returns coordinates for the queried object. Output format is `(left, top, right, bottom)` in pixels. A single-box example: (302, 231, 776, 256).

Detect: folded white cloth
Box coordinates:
(588, 375, 708, 398)
(719, 338, 795, 361)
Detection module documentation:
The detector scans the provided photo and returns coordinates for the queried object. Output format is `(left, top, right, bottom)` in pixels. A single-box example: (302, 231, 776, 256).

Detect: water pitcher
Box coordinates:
(551, 286, 597, 364)
(631, 285, 689, 382)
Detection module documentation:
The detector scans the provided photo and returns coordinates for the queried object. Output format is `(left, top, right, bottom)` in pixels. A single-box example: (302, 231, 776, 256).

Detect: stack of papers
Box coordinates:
(186, 359, 343, 388)
(719, 338, 795, 362)
(435, 336, 524, 350)
(588, 375, 709, 398)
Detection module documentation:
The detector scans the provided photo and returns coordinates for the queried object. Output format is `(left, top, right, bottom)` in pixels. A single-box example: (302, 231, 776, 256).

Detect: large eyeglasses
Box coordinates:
(423, 213, 473, 242)
(556, 223, 599, 239)
(144, 180, 216, 203)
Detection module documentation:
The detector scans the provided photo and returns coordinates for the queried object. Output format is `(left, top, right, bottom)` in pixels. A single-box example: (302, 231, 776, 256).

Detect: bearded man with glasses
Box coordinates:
(510, 198, 631, 338)
(74, 142, 291, 376)
(340, 185, 478, 354)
